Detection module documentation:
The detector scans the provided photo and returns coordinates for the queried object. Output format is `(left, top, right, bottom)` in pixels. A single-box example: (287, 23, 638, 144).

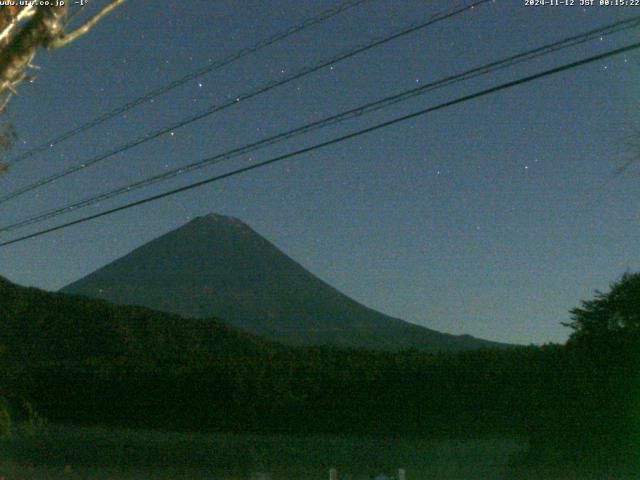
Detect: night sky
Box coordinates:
(0, 0, 638, 345)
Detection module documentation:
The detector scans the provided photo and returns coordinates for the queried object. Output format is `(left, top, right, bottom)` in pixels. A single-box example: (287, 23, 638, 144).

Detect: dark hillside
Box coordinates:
(1, 274, 528, 433)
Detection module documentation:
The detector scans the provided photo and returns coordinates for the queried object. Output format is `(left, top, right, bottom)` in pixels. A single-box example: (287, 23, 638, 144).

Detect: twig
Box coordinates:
(64, 3, 88, 28)
(0, 0, 126, 107)
(49, 0, 127, 49)
(0, 93, 12, 113)
(0, 6, 36, 46)
(0, 6, 66, 97)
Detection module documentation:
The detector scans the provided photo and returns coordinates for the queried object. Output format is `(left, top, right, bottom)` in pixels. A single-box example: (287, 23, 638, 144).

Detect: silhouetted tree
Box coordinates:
(521, 272, 640, 474)
(564, 272, 640, 347)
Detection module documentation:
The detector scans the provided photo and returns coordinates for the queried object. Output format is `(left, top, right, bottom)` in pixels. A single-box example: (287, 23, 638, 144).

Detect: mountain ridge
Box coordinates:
(62, 213, 509, 352)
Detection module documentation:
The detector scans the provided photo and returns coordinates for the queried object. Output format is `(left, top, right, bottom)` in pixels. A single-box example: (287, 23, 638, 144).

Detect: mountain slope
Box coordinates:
(0, 274, 288, 428)
(62, 213, 506, 351)
(0, 273, 271, 367)
(0, 274, 557, 437)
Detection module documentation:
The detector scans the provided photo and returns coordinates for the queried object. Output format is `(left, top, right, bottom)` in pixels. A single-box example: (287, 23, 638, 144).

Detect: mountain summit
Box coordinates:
(62, 214, 505, 351)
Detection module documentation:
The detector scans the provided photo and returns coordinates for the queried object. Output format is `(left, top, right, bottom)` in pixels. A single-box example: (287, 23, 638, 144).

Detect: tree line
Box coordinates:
(0, 273, 637, 474)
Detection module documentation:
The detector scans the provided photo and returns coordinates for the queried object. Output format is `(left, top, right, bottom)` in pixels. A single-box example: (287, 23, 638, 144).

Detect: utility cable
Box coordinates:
(1, 17, 637, 234)
(2, 40, 638, 247)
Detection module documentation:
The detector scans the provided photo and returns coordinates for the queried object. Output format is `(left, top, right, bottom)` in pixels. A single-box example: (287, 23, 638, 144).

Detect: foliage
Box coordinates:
(0, 395, 11, 437)
(0, 275, 551, 435)
(0, 394, 45, 439)
(0, 273, 638, 475)
(515, 272, 640, 475)
(564, 272, 640, 345)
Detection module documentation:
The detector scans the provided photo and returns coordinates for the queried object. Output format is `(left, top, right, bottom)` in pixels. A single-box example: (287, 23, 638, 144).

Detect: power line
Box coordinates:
(2, 41, 638, 248)
(0, 0, 494, 205)
(3, 0, 371, 166)
(1, 16, 638, 234)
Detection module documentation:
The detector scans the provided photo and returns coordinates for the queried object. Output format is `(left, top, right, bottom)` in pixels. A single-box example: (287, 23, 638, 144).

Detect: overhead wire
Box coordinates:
(1, 15, 638, 234)
(2, 40, 638, 247)
(0, 0, 493, 205)
(3, 0, 372, 166)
